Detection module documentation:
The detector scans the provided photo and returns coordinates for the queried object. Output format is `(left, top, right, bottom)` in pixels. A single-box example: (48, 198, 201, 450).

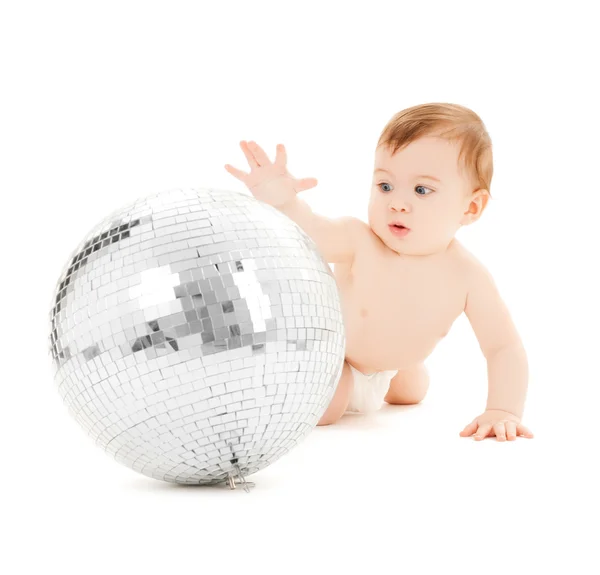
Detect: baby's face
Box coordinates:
(368, 136, 482, 256)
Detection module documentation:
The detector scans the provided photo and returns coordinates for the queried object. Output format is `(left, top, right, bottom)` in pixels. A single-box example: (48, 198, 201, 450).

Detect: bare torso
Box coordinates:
(333, 224, 469, 373)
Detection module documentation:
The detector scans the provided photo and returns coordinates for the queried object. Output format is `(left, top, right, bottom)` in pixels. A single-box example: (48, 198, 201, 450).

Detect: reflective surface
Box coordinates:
(48, 188, 345, 484)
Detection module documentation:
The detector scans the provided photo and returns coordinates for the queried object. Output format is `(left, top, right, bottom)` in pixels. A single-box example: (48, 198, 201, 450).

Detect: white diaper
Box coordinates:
(345, 364, 399, 414)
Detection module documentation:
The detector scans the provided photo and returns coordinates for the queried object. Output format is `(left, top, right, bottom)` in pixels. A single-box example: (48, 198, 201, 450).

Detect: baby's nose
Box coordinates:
(389, 200, 410, 212)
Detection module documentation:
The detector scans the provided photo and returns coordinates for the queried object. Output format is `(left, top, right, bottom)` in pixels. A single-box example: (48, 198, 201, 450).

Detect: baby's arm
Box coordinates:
(278, 199, 366, 264)
(463, 256, 529, 418)
(225, 140, 366, 264)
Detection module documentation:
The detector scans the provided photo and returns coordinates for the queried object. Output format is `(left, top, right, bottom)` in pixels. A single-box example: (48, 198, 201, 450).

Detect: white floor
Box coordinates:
(8, 353, 598, 575)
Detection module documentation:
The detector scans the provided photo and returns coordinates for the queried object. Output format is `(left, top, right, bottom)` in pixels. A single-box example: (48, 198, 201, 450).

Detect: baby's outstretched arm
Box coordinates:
(459, 256, 534, 441)
(225, 140, 365, 264)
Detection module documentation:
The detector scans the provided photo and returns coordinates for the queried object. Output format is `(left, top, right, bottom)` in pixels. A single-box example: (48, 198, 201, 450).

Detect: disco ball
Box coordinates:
(48, 187, 345, 488)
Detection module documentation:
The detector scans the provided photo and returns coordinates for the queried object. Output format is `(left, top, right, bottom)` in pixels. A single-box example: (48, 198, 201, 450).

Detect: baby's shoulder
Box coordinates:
(449, 239, 475, 267)
(341, 216, 377, 253)
(448, 239, 470, 262)
(342, 216, 372, 238)
(448, 240, 491, 283)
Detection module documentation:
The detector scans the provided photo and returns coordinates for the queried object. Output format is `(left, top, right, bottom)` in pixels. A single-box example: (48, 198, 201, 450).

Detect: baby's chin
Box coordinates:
(374, 227, 454, 257)
(373, 229, 416, 254)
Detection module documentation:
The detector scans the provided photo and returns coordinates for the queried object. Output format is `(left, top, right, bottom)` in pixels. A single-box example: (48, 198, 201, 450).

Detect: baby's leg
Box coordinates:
(317, 360, 353, 426)
(384, 363, 430, 405)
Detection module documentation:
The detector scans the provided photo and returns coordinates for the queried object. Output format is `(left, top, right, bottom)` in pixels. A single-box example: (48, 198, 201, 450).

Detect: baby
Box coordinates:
(225, 102, 534, 442)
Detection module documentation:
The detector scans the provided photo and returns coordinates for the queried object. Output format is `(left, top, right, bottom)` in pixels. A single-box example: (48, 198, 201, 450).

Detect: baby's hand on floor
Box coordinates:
(459, 409, 534, 441)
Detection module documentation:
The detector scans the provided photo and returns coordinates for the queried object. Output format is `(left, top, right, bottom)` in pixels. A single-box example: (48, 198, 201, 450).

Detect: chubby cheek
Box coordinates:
(367, 191, 378, 209)
(368, 205, 388, 231)
(367, 196, 380, 223)
(431, 215, 459, 243)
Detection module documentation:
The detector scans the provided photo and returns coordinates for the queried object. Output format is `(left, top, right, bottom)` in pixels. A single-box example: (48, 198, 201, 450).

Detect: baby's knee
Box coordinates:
(317, 417, 334, 426)
(317, 411, 343, 426)
(384, 364, 429, 405)
(317, 361, 353, 425)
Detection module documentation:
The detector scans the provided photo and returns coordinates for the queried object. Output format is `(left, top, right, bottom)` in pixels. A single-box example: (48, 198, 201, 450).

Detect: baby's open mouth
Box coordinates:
(389, 223, 411, 236)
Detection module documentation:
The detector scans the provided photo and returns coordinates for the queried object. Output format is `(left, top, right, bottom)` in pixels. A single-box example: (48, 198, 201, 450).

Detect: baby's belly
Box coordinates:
(332, 253, 466, 373)
(344, 315, 443, 372)
(339, 286, 464, 372)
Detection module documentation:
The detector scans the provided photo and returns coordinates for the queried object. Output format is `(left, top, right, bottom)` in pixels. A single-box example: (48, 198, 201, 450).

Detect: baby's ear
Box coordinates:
(465, 189, 490, 222)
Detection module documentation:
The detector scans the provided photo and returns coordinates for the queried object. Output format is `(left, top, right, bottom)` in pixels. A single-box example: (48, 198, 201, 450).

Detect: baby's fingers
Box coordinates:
(294, 177, 318, 192)
(516, 423, 534, 438)
(239, 140, 260, 168)
(246, 140, 271, 167)
(493, 422, 507, 441)
(459, 420, 478, 437)
(224, 163, 249, 182)
(474, 423, 493, 440)
(274, 143, 287, 168)
(505, 421, 518, 440)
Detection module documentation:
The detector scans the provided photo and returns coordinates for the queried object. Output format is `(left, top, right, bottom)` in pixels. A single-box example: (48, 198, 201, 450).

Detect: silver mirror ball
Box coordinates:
(48, 188, 345, 486)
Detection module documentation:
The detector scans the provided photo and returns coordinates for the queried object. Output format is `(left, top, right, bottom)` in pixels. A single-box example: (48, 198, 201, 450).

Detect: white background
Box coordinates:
(1, 1, 598, 574)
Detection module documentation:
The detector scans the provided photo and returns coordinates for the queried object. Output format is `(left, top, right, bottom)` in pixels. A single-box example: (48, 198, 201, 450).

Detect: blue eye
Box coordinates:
(377, 182, 435, 195)
(415, 185, 434, 196)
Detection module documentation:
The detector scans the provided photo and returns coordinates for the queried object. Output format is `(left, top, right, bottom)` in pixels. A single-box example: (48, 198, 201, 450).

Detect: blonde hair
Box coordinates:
(377, 102, 493, 197)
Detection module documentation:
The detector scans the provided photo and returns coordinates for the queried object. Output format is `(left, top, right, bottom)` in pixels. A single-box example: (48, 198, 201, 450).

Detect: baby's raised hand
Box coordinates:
(225, 141, 317, 208)
(459, 409, 534, 441)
